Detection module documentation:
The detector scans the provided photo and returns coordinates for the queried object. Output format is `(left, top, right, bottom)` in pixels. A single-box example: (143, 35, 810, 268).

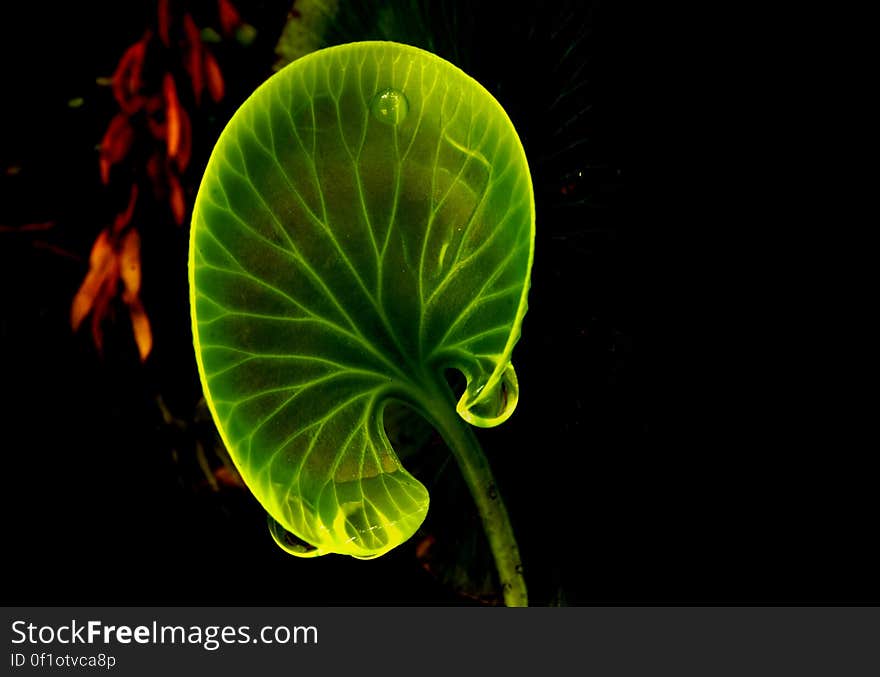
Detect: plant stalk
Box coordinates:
(423, 383, 528, 607)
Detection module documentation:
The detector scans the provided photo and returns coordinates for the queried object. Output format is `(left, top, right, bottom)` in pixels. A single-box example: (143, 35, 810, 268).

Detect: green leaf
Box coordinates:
(190, 41, 534, 560)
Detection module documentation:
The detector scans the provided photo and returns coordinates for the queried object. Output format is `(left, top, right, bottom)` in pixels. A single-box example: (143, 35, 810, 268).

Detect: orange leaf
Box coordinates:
(71, 230, 115, 331)
(70, 230, 114, 331)
(163, 74, 181, 158)
(158, 0, 171, 46)
(71, 268, 104, 331)
(112, 184, 139, 234)
(182, 13, 204, 105)
(90, 275, 117, 354)
(168, 171, 185, 225)
(88, 229, 114, 269)
(99, 114, 134, 184)
(218, 0, 242, 36)
(204, 50, 225, 102)
(127, 296, 153, 361)
(119, 228, 141, 302)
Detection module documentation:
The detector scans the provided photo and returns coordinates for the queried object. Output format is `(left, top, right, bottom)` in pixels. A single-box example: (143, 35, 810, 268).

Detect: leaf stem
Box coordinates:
(422, 381, 528, 607)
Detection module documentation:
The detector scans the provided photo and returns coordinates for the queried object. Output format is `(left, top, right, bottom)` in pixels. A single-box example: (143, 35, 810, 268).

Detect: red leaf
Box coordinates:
(163, 74, 182, 158)
(112, 34, 149, 114)
(146, 117, 165, 141)
(145, 94, 164, 115)
(145, 93, 166, 142)
(415, 535, 435, 562)
(204, 50, 225, 102)
(158, 0, 171, 46)
(99, 113, 134, 184)
(215, 466, 245, 488)
(168, 171, 185, 225)
(182, 13, 204, 105)
(112, 185, 139, 234)
(146, 152, 164, 195)
(218, 0, 242, 36)
(176, 107, 192, 173)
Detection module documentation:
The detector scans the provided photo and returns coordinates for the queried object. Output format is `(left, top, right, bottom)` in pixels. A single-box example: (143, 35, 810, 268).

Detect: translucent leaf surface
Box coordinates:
(190, 42, 534, 559)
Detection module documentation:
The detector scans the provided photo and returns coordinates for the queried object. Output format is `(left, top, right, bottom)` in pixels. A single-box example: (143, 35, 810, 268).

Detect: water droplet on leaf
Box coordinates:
(371, 88, 408, 125)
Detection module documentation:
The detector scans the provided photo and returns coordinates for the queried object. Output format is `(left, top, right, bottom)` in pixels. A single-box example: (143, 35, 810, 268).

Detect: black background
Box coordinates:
(1, 1, 872, 605)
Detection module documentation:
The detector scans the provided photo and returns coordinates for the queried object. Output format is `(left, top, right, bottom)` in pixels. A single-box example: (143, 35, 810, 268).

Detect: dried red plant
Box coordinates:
(72, 0, 244, 361)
